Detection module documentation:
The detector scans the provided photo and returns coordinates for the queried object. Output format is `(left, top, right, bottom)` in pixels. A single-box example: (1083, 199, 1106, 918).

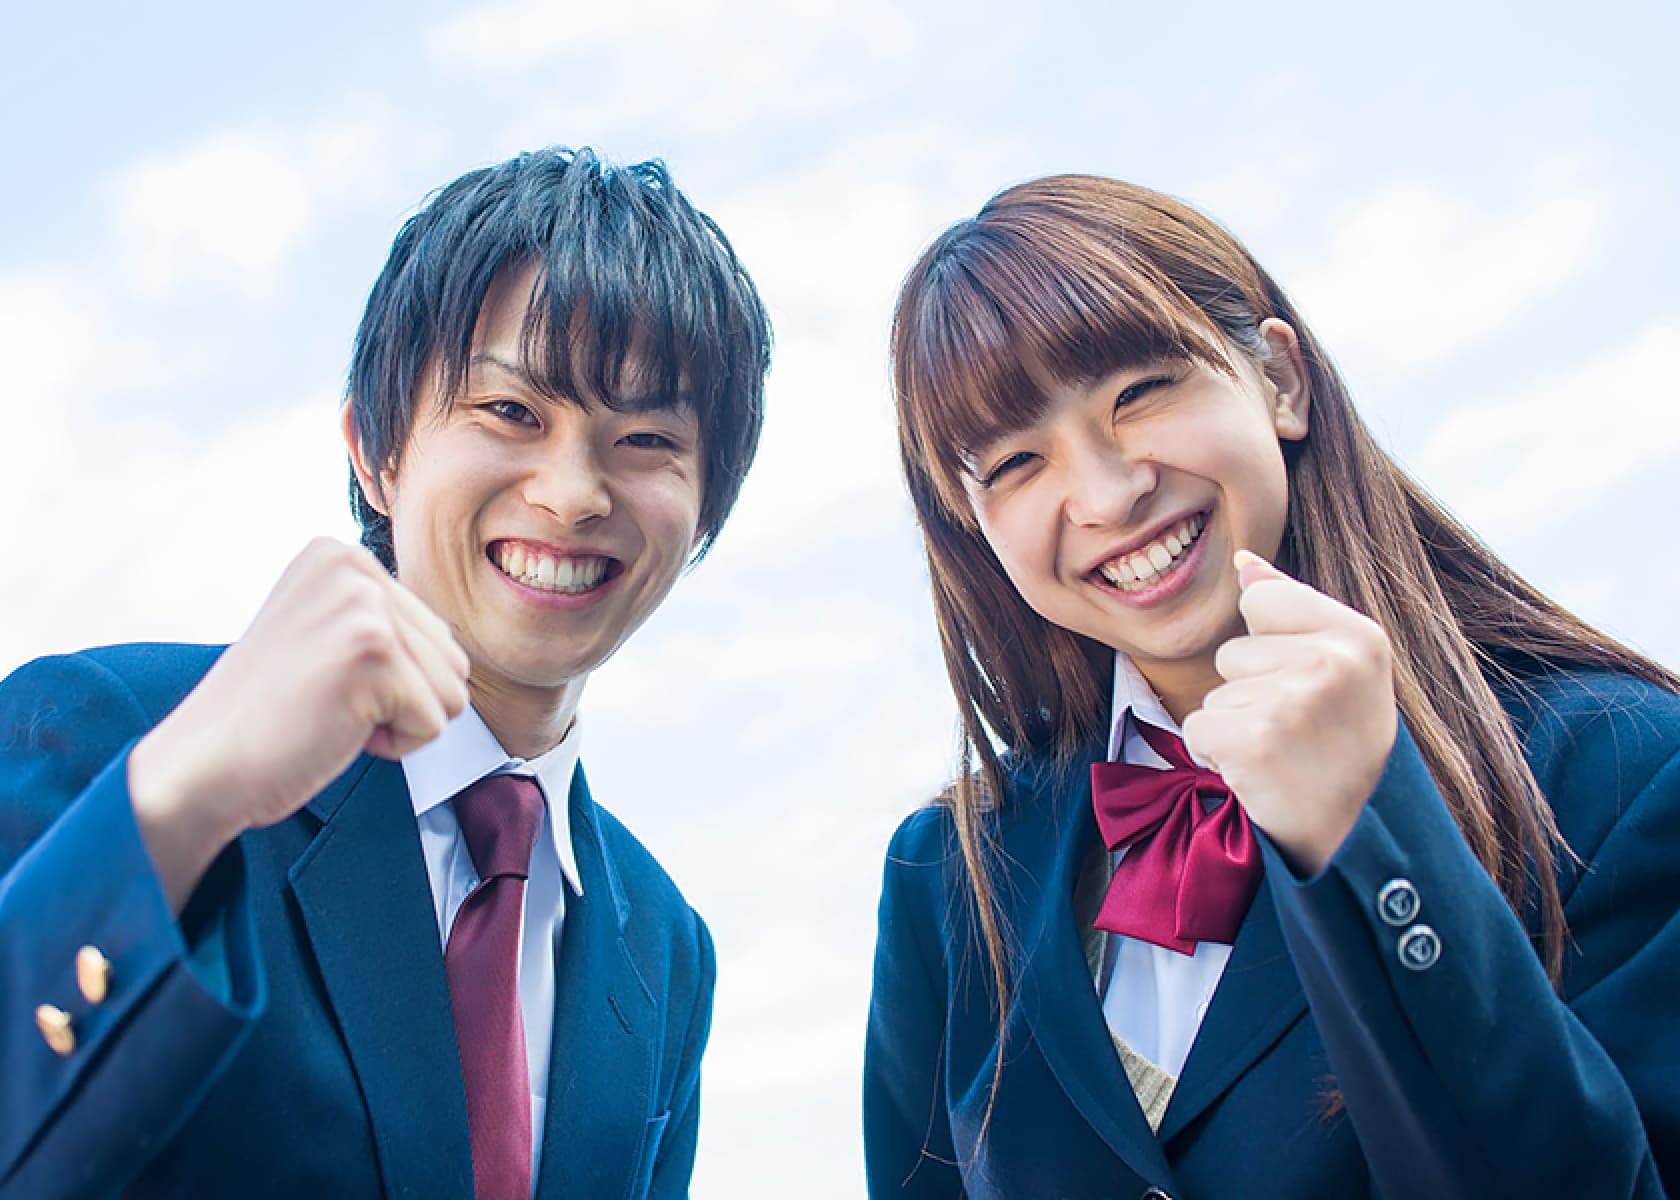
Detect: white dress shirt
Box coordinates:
(402, 706, 583, 1190)
(1099, 654, 1231, 1078)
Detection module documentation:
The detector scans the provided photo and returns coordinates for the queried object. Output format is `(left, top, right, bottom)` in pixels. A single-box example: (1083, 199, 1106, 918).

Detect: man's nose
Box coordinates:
(524, 435, 611, 526)
(1062, 440, 1156, 528)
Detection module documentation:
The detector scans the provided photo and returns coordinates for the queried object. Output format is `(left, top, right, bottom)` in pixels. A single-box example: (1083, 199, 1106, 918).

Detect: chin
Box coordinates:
(470, 645, 598, 692)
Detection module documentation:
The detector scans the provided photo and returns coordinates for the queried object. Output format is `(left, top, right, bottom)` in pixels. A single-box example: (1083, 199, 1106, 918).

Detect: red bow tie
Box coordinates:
(1090, 721, 1263, 955)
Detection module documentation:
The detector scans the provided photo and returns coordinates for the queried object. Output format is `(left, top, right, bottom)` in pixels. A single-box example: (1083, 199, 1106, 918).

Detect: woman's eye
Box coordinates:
(1115, 373, 1173, 410)
(487, 399, 538, 425)
(980, 451, 1034, 487)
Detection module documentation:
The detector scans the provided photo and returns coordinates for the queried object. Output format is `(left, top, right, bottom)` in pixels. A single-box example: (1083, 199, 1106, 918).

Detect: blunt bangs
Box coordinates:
(895, 176, 1257, 521)
(349, 147, 770, 567)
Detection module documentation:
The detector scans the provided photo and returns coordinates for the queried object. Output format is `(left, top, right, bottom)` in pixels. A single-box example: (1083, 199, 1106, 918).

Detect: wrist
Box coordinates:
(128, 724, 247, 914)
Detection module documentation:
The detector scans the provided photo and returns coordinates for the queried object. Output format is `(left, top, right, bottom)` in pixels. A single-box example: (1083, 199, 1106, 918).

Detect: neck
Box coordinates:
(468, 670, 586, 760)
(1135, 657, 1222, 726)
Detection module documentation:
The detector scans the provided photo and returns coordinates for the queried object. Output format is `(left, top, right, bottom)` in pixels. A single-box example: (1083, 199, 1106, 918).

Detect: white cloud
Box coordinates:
(0, 387, 355, 675)
(0, 272, 90, 506)
(428, 0, 917, 73)
(425, 0, 1021, 140)
(105, 101, 410, 302)
(1291, 182, 1607, 374)
(111, 131, 315, 299)
(1416, 317, 1680, 540)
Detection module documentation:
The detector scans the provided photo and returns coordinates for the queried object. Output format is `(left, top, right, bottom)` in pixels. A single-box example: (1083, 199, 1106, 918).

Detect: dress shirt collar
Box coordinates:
(1106, 651, 1181, 763)
(401, 704, 583, 895)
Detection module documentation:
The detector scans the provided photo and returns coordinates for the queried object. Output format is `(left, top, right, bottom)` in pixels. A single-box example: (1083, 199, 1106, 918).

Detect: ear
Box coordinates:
(341, 403, 393, 515)
(1258, 318, 1311, 443)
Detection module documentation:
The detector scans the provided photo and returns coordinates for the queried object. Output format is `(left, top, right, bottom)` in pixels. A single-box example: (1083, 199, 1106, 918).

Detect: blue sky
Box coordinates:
(4, 2, 1678, 1194)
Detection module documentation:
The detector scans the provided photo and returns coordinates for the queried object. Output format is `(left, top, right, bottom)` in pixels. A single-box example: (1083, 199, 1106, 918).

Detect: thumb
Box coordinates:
(1234, 548, 1287, 591)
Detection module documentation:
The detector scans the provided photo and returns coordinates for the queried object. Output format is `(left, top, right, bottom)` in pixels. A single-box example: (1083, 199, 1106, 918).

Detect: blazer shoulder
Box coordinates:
(884, 743, 1082, 874)
(585, 796, 704, 932)
(2, 642, 224, 726)
(885, 802, 959, 869)
(1501, 666, 1680, 784)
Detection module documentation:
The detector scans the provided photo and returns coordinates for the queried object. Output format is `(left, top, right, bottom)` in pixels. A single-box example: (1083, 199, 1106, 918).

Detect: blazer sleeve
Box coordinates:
(648, 909, 715, 1199)
(863, 810, 965, 1198)
(1265, 701, 1680, 1200)
(0, 652, 265, 1198)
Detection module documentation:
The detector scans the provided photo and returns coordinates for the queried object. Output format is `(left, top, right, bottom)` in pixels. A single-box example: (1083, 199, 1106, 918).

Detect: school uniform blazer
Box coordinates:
(0, 643, 714, 1199)
(864, 667, 1680, 1199)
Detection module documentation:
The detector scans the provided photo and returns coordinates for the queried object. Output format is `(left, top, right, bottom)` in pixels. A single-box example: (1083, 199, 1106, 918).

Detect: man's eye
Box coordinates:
(622, 431, 679, 451)
(487, 399, 538, 425)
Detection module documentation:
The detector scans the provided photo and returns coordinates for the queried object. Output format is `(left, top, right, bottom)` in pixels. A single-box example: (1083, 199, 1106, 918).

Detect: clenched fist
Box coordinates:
(129, 538, 471, 911)
(1181, 550, 1398, 876)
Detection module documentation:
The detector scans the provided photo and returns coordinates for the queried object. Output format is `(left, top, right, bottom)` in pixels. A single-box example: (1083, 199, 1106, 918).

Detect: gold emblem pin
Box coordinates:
(76, 946, 112, 1005)
(35, 1004, 74, 1056)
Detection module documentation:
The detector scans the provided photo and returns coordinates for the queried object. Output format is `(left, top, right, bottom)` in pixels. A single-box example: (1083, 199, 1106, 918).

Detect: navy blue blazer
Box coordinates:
(864, 667, 1680, 1198)
(0, 644, 714, 1199)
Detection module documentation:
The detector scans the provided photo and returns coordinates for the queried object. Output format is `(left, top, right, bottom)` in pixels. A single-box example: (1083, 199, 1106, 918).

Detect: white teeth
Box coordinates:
(495, 547, 611, 594)
(1095, 514, 1207, 593)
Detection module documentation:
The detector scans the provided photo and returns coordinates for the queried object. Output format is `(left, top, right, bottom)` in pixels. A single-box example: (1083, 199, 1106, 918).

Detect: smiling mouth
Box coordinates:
(1094, 514, 1206, 592)
(492, 543, 619, 594)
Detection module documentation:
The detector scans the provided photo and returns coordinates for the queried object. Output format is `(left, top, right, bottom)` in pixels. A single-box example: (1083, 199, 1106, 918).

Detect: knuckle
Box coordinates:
(1362, 623, 1395, 669)
(1338, 621, 1390, 677)
(415, 707, 447, 743)
(345, 617, 397, 665)
(338, 572, 386, 615)
(1255, 699, 1293, 746)
(309, 536, 358, 570)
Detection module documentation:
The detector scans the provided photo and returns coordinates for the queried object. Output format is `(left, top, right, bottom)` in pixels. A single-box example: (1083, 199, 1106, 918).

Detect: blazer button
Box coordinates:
(77, 945, 112, 1005)
(1141, 1188, 1175, 1200)
(1376, 878, 1420, 926)
(1397, 924, 1442, 971)
(36, 1004, 75, 1055)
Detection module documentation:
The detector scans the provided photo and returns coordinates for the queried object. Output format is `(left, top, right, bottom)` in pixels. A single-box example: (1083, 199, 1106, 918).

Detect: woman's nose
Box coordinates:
(1062, 440, 1156, 528)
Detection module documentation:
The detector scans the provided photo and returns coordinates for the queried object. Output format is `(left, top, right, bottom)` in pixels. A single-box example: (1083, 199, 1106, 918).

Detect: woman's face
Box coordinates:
(961, 321, 1310, 713)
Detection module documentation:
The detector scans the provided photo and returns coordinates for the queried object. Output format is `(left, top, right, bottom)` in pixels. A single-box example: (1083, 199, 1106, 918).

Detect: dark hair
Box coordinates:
(891, 174, 1680, 1129)
(346, 145, 771, 567)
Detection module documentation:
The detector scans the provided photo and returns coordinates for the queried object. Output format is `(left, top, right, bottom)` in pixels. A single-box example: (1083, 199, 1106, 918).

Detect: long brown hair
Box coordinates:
(891, 175, 1678, 1113)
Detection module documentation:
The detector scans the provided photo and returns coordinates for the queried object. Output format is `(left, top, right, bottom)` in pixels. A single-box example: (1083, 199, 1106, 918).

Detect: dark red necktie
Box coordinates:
(446, 774, 544, 1200)
(1090, 721, 1262, 955)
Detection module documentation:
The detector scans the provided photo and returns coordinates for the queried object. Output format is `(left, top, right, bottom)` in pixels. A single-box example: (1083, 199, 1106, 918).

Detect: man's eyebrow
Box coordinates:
(467, 352, 529, 380)
(466, 350, 694, 414)
(613, 390, 697, 415)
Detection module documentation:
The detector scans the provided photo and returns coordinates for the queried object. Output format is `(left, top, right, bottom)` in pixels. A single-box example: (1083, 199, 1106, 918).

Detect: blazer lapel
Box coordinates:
(1012, 752, 1177, 1185)
(289, 756, 474, 1197)
(1155, 875, 1307, 1142)
(535, 768, 657, 1200)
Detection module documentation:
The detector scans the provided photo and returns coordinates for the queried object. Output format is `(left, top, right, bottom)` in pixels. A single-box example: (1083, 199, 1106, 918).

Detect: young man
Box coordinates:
(0, 147, 770, 1199)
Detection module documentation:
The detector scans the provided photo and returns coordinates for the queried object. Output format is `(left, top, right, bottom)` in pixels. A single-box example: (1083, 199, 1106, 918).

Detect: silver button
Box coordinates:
(1397, 924, 1441, 971)
(1141, 1189, 1174, 1200)
(1376, 878, 1420, 926)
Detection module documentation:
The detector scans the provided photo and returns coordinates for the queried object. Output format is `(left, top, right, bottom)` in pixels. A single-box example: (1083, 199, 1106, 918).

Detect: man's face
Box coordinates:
(354, 262, 703, 715)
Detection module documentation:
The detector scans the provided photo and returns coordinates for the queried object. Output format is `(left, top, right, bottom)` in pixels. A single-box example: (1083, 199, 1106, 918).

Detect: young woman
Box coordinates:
(863, 175, 1680, 1199)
